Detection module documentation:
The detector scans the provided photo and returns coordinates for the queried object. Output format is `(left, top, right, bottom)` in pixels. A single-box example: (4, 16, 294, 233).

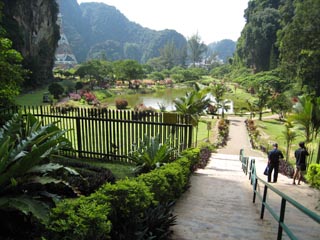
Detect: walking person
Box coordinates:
(267, 143, 284, 183)
(293, 142, 309, 185)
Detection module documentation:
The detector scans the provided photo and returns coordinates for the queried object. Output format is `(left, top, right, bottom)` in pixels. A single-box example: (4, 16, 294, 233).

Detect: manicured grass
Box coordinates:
(255, 118, 313, 163)
(225, 86, 256, 114)
(196, 117, 217, 144)
(15, 87, 50, 106)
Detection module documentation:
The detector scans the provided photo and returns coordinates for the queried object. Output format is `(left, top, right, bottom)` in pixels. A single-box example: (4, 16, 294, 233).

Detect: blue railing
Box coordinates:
(239, 149, 320, 240)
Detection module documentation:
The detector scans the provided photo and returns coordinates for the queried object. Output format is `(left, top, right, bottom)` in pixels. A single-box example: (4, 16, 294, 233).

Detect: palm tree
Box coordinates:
(281, 120, 297, 162)
(289, 95, 314, 142)
(174, 83, 210, 146)
(207, 82, 229, 119)
(290, 95, 320, 164)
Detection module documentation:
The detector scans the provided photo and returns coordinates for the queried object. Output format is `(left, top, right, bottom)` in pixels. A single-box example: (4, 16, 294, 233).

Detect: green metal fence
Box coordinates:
(0, 106, 193, 163)
(239, 149, 320, 240)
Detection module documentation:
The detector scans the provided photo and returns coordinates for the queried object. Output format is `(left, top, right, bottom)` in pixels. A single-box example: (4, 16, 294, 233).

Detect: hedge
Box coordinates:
(45, 148, 200, 239)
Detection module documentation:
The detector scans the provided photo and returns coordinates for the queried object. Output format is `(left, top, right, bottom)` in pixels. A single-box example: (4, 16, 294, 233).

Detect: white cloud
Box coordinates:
(76, 0, 248, 44)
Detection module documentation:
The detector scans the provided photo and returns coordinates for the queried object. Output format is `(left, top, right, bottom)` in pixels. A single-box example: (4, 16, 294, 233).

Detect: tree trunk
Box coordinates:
(317, 140, 320, 164)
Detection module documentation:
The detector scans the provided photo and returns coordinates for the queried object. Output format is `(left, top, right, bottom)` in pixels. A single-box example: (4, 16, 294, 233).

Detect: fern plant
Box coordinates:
(128, 134, 176, 175)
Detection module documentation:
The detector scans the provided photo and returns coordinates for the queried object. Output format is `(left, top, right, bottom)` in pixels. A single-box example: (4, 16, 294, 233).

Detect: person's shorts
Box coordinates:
(296, 165, 306, 172)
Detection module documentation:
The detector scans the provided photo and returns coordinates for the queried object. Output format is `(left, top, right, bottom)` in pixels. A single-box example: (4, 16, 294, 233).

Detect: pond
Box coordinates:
(103, 87, 193, 111)
(99, 87, 234, 113)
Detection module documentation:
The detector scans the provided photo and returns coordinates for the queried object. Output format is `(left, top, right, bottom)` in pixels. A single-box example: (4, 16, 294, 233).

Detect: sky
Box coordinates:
(76, 0, 249, 44)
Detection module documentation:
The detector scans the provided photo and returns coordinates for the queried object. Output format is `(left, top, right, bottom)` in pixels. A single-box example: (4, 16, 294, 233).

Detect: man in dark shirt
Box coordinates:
(293, 142, 309, 185)
(267, 143, 284, 183)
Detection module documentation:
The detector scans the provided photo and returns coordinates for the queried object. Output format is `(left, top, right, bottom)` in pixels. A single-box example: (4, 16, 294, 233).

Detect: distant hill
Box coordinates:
(57, 0, 187, 63)
(207, 39, 236, 63)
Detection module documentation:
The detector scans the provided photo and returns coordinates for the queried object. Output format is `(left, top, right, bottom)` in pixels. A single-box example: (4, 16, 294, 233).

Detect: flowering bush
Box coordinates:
(69, 93, 81, 101)
(215, 119, 230, 147)
(83, 92, 97, 104)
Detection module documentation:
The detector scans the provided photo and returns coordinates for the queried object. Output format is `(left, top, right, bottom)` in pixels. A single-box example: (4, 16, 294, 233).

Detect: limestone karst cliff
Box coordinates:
(2, 0, 60, 87)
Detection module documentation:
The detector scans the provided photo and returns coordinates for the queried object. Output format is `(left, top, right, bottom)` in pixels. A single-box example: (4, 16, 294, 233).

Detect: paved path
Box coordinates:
(171, 116, 320, 240)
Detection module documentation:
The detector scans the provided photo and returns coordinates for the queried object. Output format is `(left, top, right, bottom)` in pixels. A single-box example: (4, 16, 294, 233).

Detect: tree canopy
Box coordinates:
(187, 33, 207, 67)
(0, 3, 25, 107)
(279, 0, 320, 96)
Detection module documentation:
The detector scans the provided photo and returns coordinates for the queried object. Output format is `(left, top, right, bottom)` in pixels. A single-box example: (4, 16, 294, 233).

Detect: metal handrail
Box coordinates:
(240, 150, 320, 240)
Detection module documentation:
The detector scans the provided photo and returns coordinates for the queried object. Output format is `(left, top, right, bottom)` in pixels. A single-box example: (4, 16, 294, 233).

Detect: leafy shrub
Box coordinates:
(52, 158, 116, 195)
(197, 146, 212, 169)
(245, 119, 260, 148)
(98, 179, 154, 239)
(0, 113, 75, 239)
(46, 192, 112, 240)
(138, 170, 171, 203)
(48, 82, 64, 99)
(45, 149, 199, 240)
(115, 99, 128, 109)
(216, 119, 230, 147)
(306, 164, 320, 189)
(129, 134, 177, 175)
(157, 161, 187, 200)
(179, 148, 200, 174)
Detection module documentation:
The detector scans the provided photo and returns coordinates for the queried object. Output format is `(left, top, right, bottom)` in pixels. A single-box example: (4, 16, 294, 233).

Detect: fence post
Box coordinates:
(277, 198, 286, 240)
(188, 124, 193, 148)
(76, 115, 82, 158)
(260, 185, 268, 219)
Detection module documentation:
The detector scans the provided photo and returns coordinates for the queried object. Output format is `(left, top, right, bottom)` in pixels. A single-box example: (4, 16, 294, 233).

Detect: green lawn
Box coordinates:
(16, 87, 50, 106)
(255, 118, 316, 164)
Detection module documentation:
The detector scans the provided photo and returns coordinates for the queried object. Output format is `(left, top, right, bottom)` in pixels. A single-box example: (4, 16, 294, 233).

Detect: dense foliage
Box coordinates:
(306, 164, 320, 189)
(46, 149, 200, 240)
(0, 2, 25, 107)
(234, 0, 320, 97)
(0, 113, 75, 239)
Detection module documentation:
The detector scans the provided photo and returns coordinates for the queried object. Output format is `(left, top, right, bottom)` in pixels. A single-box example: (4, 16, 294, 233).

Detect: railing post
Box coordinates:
(245, 157, 249, 175)
(239, 148, 244, 161)
(260, 185, 268, 219)
(277, 198, 286, 240)
(253, 178, 257, 203)
(249, 159, 253, 180)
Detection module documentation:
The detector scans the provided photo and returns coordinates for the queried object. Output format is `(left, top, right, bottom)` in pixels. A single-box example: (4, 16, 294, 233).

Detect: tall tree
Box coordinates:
(0, 3, 25, 107)
(187, 33, 207, 67)
(236, 5, 281, 72)
(254, 85, 271, 120)
(113, 59, 144, 82)
(159, 40, 185, 69)
(279, 0, 320, 96)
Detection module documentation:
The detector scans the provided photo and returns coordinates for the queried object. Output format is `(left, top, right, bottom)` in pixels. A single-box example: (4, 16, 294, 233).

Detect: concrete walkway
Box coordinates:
(171, 116, 320, 240)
